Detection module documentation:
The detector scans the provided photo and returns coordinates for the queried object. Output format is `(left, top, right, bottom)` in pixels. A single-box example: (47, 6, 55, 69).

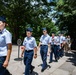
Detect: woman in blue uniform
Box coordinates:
(21, 28, 37, 75)
(0, 16, 12, 75)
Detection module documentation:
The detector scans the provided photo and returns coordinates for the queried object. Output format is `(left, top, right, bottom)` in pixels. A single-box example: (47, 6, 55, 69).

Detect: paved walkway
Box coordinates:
(7, 45, 76, 75)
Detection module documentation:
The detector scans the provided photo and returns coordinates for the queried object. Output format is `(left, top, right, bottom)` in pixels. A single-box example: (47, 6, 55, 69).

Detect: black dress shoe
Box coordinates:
(55, 59, 58, 62)
(41, 69, 45, 72)
(30, 66, 35, 73)
(41, 65, 48, 72)
(49, 61, 52, 63)
(31, 65, 35, 69)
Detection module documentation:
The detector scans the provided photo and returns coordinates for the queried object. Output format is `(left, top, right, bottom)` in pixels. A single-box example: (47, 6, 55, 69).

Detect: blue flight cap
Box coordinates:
(42, 27, 47, 31)
(26, 28, 33, 32)
(0, 16, 6, 22)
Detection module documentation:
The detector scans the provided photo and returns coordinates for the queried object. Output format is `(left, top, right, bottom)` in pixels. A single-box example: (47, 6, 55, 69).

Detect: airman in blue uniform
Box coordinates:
(59, 33, 66, 57)
(56, 35, 61, 60)
(0, 16, 12, 75)
(49, 33, 58, 63)
(39, 28, 50, 72)
(21, 28, 37, 75)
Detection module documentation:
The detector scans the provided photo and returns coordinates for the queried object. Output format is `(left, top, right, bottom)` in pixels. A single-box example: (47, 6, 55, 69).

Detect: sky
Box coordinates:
(47, 0, 53, 3)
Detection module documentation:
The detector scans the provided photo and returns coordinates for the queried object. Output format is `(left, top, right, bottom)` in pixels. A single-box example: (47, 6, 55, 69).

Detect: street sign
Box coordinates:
(14, 39, 22, 61)
(17, 39, 22, 46)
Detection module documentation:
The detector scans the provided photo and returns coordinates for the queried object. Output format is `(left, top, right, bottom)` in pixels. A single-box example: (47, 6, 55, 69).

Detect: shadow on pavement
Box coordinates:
(65, 51, 76, 66)
(38, 64, 51, 69)
(14, 58, 23, 61)
(23, 71, 38, 75)
(31, 71, 39, 75)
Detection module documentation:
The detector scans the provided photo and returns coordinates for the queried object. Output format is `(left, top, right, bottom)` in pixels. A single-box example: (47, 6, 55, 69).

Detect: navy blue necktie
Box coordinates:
(0, 30, 2, 34)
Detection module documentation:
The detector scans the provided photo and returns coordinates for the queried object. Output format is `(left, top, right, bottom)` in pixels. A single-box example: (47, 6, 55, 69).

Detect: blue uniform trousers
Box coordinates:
(59, 48, 64, 57)
(0, 56, 6, 75)
(50, 45, 58, 62)
(0, 56, 12, 75)
(24, 50, 34, 75)
(40, 45, 48, 69)
(57, 45, 60, 59)
(59, 43, 64, 57)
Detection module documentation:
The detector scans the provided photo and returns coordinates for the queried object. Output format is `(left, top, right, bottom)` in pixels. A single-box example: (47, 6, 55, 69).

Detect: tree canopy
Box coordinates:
(0, 0, 58, 43)
(54, 0, 76, 39)
(50, 0, 76, 49)
(0, 0, 76, 46)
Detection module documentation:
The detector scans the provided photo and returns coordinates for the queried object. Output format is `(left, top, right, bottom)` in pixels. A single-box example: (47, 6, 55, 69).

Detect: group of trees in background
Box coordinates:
(0, 0, 76, 49)
(54, 0, 76, 49)
(0, 0, 58, 43)
(55, 0, 76, 39)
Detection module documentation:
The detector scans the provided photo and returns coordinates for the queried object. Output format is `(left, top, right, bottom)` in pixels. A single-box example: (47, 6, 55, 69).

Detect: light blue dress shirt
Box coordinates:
(50, 36, 58, 45)
(56, 36, 61, 45)
(60, 36, 66, 44)
(23, 36, 37, 50)
(40, 34, 50, 45)
(0, 28, 12, 56)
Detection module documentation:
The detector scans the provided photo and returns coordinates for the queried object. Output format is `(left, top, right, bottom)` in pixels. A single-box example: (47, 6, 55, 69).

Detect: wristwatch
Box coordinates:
(35, 54, 37, 55)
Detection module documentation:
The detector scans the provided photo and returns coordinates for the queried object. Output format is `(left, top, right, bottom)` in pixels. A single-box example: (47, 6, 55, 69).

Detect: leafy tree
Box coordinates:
(54, 0, 76, 37)
(53, 0, 76, 49)
(0, 0, 58, 43)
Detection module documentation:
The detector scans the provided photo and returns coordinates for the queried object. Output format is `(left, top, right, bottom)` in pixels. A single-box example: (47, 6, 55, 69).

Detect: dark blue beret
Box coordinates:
(0, 16, 6, 22)
(42, 27, 47, 31)
(26, 28, 33, 32)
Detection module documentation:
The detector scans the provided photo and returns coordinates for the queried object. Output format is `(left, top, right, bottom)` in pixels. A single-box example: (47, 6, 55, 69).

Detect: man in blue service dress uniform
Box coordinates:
(39, 28, 50, 72)
(0, 16, 12, 75)
(21, 28, 37, 75)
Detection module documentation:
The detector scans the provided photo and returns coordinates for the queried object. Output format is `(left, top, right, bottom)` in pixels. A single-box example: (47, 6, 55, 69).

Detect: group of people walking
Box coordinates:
(0, 16, 71, 75)
(21, 27, 71, 75)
